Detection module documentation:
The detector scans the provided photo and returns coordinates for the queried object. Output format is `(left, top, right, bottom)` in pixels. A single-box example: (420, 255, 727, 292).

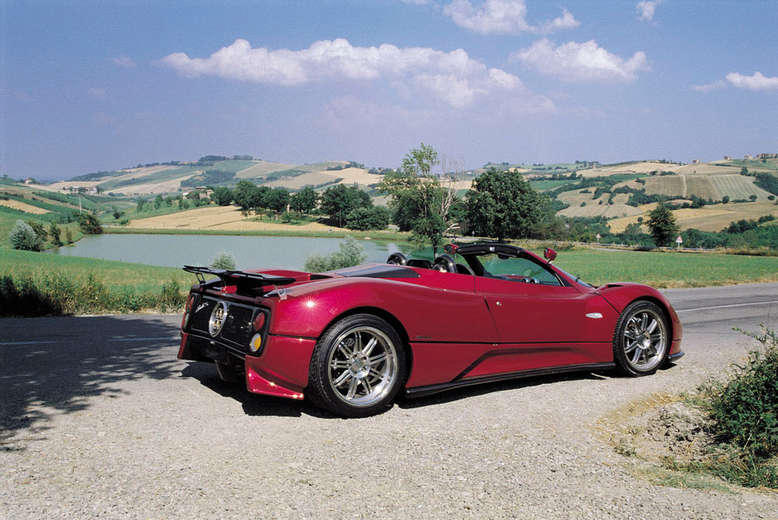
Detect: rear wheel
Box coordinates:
(613, 301, 669, 376)
(308, 314, 407, 417)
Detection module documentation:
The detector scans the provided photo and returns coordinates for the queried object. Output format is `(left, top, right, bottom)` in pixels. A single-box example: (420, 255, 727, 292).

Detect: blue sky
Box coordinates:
(1, 0, 777, 181)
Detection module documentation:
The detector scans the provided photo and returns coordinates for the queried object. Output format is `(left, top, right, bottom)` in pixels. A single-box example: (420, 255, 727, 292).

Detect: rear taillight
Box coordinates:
(181, 293, 196, 330)
(253, 312, 266, 331)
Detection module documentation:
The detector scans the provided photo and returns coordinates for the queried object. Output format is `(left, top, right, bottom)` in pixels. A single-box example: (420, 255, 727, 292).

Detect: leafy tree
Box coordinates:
(379, 143, 459, 253)
(9, 220, 43, 251)
(265, 188, 290, 214)
(210, 186, 233, 206)
(233, 180, 258, 211)
(464, 167, 550, 241)
(26, 220, 48, 242)
(112, 207, 122, 220)
(78, 213, 103, 234)
(647, 203, 679, 247)
(722, 195, 730, 204)
(345, 206, 390, 230)
(49, 222, 62, 247)
(320, 184, 372, 226)
(290, 186, 318, 214)
(153, 194, 163, 210)
(136, 199, 146, 212)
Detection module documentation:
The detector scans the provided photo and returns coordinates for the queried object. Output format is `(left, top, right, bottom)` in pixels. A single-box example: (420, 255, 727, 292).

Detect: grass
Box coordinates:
(0, 247, 196, 294)
(549, 248, 778, 287)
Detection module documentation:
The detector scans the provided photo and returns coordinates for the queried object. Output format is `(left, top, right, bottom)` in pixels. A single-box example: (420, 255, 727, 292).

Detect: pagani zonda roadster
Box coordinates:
(178, 242, 683, 417)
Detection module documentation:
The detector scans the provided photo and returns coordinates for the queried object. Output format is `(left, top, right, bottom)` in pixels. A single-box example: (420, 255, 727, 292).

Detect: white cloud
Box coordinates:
(511, 39, 649, 82)
(160, 38, 526, 108)
(112, 56, 136, 68)
(636, 1, 661, 22)
(692, 72, 778, 93)
(726, 71, 778, 91)
(442, 0, 579, 35)
(691, 79, 726, 93)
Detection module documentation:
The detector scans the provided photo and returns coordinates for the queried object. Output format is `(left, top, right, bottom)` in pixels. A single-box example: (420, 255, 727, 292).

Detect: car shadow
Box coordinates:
(396, 370, 613, 410)
(0, 315, 182, 451)
(181, 362, 338, 419)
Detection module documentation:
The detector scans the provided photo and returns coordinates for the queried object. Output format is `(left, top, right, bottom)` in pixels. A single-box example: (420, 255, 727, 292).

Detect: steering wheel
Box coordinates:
(432, 254, 456, 273)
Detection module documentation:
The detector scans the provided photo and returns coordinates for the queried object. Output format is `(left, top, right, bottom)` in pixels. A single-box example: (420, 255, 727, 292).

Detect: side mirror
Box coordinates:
(544, 248, 557, 263)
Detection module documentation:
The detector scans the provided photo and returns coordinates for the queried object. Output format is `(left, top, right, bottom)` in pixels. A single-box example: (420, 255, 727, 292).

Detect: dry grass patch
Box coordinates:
(235, 160, 294, 179)
(127, 205, 342, 232)
(577, 161, 682, 178)
(0, 199, 50, 214)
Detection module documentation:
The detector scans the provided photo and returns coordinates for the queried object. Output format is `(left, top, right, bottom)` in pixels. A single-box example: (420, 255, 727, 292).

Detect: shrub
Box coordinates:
(708, 328, 778, 459)
(9, 220, 43, 251)
(304, 236, 366, 272)
(210, 252, 236, 270)
(345, 206, 390, 230)
(49, 222, 63, 246)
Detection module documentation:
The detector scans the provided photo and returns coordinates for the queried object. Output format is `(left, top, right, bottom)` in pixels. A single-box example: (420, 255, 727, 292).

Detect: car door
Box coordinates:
(470, 254, 595, 375)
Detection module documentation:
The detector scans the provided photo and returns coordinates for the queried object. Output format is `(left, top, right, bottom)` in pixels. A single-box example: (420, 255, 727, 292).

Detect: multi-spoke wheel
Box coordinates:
(613, 301, 669, 376)
(308, 314, 407, 417)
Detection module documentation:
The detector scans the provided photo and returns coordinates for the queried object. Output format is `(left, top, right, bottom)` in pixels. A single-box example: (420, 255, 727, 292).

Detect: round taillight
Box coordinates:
(253, 312, 266, 331)
(249, 333, 262, 353)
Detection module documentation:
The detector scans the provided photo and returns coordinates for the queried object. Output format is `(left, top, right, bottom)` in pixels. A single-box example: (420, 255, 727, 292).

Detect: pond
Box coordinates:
(50, 234, 405, 271)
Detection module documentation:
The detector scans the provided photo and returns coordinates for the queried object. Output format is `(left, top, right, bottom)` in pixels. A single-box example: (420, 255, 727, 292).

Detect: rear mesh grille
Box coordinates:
(189, 297, 260, 349)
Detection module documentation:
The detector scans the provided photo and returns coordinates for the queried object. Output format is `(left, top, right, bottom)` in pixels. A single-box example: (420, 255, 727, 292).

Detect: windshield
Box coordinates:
(554, 266, 594, 288)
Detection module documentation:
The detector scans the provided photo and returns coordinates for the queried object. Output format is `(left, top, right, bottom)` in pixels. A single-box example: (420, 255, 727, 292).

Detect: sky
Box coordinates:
(1, 0, 777, 181)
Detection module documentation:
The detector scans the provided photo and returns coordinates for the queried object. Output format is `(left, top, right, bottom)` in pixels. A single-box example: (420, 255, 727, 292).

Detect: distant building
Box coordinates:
(23, 178, 34, 184)
(744, 154, 753, 160)
(691, 159, 700, 164)
(723, 155, 731, 160)
(757, 153, 778, 159)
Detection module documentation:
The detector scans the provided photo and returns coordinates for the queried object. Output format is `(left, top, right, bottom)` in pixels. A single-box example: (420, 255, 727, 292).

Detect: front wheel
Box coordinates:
(613, 301, 669, 376)
(307, 314, 407, 417)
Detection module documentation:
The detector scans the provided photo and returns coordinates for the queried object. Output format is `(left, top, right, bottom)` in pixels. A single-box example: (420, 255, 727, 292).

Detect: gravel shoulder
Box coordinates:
(1, 286, 777, 519)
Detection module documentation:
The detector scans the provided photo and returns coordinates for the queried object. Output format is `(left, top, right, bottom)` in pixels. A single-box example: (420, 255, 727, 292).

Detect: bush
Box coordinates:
(304, 236, 366, 272)
(9, 220, 43, 251)
(210, 252, 236, 270)
(708, 328, 778, 459)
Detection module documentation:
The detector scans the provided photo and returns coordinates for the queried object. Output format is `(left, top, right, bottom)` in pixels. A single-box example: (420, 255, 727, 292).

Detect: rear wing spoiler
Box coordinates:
(183, 265, 296, 288)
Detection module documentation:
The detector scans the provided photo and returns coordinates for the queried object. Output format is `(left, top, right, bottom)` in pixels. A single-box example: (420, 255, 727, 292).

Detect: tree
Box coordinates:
(210, 186, 233, 206)
(320, 184, 372, 226)
(265, 188, 290, 214)
(290, 186, 318, 214)
(722, 195, 730, 204)
(647, 203, 679, 247)
(345, 206, 390, 230)
(9, 220, 43, 251)
(378, 143, 459, 254)
(26, 220, 48, 242)
(233, 180, 258, 211)
(49, 222, 62, 247)
(464, 167, 550, 241)
(78, 213, 103, 234)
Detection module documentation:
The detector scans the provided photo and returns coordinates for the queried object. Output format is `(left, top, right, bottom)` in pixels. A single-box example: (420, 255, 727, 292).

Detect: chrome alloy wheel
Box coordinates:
(326, 326, 398, 408)
(622, 309, 667, 372)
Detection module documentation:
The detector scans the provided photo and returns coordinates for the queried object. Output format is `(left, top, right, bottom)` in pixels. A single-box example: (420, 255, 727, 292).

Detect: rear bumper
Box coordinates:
(178, 332, 316, 400)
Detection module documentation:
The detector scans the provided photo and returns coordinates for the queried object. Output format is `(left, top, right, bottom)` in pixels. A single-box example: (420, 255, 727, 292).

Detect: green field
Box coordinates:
(0, 247, 196, 293)
(549, 248, 778, 287)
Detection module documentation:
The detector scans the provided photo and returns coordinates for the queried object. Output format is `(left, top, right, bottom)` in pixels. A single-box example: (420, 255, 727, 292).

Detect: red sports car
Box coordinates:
(178, 242, 683, 417)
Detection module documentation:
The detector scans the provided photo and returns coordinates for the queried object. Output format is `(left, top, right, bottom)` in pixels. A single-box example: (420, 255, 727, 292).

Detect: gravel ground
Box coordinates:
(1, 286, 777, 519)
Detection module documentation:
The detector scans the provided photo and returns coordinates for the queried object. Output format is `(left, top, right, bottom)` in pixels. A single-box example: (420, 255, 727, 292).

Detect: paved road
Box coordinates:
(1, 284, 776, 519)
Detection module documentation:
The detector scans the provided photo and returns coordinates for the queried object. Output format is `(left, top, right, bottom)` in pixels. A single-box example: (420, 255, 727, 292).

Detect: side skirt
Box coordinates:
(404, 362, 616, 399)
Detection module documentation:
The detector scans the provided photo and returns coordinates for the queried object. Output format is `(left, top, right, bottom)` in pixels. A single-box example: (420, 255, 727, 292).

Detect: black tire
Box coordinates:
(613, 300, 670, 376)
(307, 314, 407, 418)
